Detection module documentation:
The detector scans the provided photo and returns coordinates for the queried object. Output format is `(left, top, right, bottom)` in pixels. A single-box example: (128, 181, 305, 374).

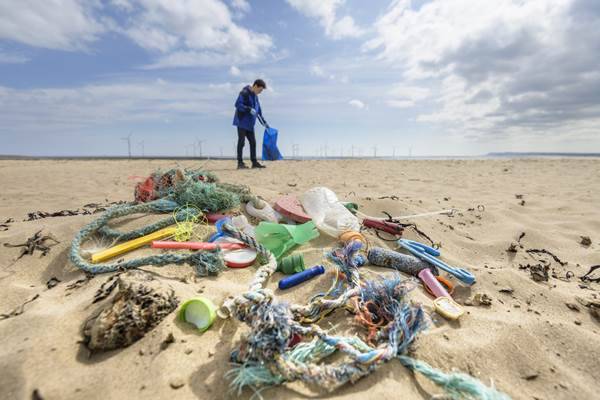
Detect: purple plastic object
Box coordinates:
(418, 268, 450, 298)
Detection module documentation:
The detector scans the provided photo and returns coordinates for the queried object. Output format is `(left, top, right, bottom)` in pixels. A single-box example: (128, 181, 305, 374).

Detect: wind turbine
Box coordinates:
(121, 132, 132, 158)
(197, 139, 205, 158)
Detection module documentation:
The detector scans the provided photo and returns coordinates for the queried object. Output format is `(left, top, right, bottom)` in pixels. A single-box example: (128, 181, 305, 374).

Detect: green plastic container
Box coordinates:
(255, 221, 319, 260)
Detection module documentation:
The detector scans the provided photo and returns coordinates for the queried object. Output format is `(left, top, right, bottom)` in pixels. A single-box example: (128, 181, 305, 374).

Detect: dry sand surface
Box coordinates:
(1, 158, 599, 400)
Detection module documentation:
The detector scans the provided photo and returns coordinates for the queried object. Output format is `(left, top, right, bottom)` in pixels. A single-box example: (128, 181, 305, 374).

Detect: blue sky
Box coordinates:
(1, 0, 599, 157)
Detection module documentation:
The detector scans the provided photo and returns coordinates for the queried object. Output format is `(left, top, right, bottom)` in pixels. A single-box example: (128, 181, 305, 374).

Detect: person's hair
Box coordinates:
(253, 79, 266, 89)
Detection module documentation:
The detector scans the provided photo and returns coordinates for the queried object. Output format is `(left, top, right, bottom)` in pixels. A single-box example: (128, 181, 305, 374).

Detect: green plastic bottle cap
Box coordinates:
(178, 297, 216, 332)
(278, 253, 306, 274)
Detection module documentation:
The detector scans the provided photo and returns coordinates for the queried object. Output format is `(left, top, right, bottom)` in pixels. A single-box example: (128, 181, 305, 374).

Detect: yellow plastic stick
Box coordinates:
(91, 226, 177, 264)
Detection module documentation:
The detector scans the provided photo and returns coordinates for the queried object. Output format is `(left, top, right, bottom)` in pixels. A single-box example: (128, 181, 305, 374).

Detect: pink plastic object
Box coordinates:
(418, 268, 450, 298)
(151, 241, 245, 250)
(206, 213, 228, 224)
(274, 195, 312, 223)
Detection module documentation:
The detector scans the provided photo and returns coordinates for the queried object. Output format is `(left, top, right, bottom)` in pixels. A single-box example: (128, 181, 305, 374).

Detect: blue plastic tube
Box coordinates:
(278, 265, 325, 290)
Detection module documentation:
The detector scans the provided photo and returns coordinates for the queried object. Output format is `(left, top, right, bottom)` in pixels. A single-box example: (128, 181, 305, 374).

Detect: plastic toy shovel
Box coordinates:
(255, 221, 319, 260)
(398, 239, 476, 285)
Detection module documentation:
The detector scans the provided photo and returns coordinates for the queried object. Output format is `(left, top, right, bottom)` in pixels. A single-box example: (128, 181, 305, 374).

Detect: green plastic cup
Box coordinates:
(178, 297, 216, 332)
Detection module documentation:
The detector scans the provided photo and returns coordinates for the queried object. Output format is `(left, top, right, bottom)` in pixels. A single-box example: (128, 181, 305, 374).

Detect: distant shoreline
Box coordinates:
(0, 152, 599, 161)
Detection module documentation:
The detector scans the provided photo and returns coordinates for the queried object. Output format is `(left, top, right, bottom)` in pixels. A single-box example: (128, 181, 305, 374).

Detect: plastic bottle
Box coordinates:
(300, 187, 360, 237)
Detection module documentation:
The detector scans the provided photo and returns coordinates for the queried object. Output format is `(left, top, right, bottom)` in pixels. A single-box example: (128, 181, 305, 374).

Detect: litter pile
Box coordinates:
(69, 168, 510, 399)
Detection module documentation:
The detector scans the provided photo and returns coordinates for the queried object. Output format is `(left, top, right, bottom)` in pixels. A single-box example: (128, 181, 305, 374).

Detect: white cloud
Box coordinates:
(110, 0, 134, 12)
(309, 62, 350, 83)
(0, 50, 29, 64)
(230, 65, 241, 76)
(126, 25, 179, 53)
(0, 80, 239, 133)
(230, 0, 250, 13)
(0, 1, 104, 51)
(123, 0, 273, 68)
(386, 84, 431, 108)
(365, 0, 600, 140)
(0, 1, 273, 68)
(348, 99, 366, 109)
(310, 64, 326, 77)
(286, 0, 364, 39)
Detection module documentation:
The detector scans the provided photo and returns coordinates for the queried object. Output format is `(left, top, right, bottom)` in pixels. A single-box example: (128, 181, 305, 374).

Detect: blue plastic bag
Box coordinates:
(262, 127, 283, 161)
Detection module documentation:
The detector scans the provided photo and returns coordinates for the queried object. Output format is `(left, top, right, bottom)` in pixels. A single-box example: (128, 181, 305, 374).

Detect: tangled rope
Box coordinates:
(220, 229, 510, 399)
(70, 169, 252, 275)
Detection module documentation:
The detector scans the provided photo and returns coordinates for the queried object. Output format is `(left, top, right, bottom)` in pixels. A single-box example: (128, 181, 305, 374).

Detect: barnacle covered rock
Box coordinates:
(83, 270, 178, 351)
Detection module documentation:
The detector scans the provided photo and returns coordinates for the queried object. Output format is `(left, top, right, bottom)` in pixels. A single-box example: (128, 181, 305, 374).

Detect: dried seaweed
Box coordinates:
(580, 236, 592, 246)
(25, 209, 82, 221)
(506, 243, 519, 253)
(46, 277, 61, 289)
(23, 201, 127, 221)
(400, 222, 438, 247)
(526, 248, 568, 267)
(0, 294, 40, 321)
(519, 263, 549, 282)
(92, 274, 120, 304)
(580, 265, 600, 283)
(0, 218, 13, 231)
(3, 230, 59, 259)
(65, 273, 95, 291)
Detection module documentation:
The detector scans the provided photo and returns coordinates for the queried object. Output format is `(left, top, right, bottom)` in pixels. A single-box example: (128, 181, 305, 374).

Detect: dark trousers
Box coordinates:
(237, 127, 257, 163)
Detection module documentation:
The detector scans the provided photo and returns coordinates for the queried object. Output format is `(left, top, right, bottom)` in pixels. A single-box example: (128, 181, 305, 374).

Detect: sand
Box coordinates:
(0, 158, 599, 400)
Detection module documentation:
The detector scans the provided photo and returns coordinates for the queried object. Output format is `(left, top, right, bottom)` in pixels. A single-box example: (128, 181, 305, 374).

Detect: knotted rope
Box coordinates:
(219, 229, 510, 399)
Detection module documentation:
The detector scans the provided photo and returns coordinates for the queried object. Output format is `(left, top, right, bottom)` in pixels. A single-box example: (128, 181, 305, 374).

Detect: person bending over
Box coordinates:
(233, 79, 269, 169)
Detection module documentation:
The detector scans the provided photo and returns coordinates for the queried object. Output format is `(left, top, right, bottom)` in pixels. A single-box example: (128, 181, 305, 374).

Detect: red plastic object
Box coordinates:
(223, 249, 257, 268)
(288, 333, 303, 348)
(206, 213, 227, 224)
(134, 176, 156, 203)
(225, 259, 255, 268)
(274, 195, 311, 223)
(362, 218, 404, 236)
(151, 241, 245, 250)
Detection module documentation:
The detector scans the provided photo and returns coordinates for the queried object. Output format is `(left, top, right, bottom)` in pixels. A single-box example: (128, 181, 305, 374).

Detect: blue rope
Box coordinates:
(69, 199, 223, 274)
(399, 356, 511, 400)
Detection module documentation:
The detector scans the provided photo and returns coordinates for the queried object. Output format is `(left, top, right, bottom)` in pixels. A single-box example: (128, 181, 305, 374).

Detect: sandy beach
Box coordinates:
(0, 158, 599, 400)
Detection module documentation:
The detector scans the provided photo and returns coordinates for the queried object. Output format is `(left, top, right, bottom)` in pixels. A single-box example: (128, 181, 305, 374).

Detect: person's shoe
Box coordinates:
(251, 162, 266, 169)
(237, 162, 248, 169)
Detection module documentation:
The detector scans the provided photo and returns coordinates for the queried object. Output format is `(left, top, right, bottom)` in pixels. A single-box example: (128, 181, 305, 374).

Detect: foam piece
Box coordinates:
(274, 195, 311, 223)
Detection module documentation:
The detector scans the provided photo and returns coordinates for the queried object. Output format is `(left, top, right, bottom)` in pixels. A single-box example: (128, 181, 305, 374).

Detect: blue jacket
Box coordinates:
(233, 85, 263, 131)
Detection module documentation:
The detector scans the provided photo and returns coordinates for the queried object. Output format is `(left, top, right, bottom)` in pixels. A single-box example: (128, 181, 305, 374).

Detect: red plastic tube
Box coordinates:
(151, 241, 245, 250)
(362, 218, 404, 235)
